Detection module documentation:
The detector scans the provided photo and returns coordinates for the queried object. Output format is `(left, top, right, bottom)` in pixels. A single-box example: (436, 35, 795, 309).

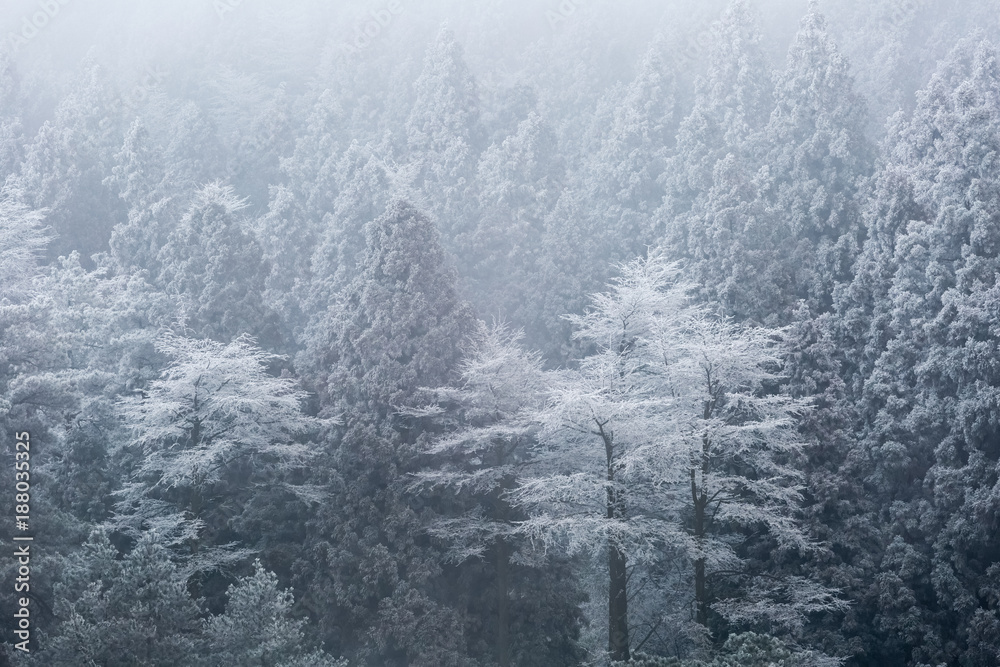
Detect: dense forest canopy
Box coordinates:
(1, 0, 1000, 665)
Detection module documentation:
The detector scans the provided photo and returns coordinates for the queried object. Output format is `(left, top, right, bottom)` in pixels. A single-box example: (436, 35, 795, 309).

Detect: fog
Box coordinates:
(4, 1, 997, 135)
(2, 1, 1000, 665)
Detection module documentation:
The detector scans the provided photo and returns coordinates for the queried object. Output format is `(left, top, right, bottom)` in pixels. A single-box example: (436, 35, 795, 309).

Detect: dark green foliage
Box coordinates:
(301, 199, 474, 412)
(19, 534, 345, 667)
(22, 531, 202, 667)
(157, 182, 279, 346)
(666, 3, 871, 325)
(204, 560, 347, 667)
(612, 632, 837, 666)
(842, 37, 1000, 666)
(295, 199, 478, 665)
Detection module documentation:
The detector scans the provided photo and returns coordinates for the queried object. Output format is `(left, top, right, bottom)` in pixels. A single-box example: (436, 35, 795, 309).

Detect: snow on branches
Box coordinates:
(426, 249, 842, 655)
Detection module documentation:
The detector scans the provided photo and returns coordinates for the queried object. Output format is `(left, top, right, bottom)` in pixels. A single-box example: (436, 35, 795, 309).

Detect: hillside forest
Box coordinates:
(1, 0, 1000, 665)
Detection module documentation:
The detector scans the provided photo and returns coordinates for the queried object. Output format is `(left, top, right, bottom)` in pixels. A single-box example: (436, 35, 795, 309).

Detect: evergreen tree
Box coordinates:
(666, 3, 871, 324)
(161, 100, 227, 195)
(814, 155, 930, 666)
(300, 199, 474, 412)
(464, 112, 564, 346)
(850, 37, 1000, 666)
(755, 5, 872, 318)
(661, 0, 775, 316)
(296, 200, 477, 665)
(105, 118, 179, 276)
(157, 182, 278, 345)
(0, 195, 49, 305)
(298, 142, 395, 343)
(210, 73, 293, 212)
(404, 27, 483, 246)
(204, 560, 347, 667)
(533, 187, 610, 364)
(8, 58, 125, 264)
(23, 531, 202, 667)
(664, 0, 772, 221)
(584, 39, 676, 261)
(0, 49, 25, 185)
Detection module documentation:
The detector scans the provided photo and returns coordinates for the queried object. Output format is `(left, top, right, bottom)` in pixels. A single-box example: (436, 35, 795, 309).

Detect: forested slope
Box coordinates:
(1, 1, 999, 665)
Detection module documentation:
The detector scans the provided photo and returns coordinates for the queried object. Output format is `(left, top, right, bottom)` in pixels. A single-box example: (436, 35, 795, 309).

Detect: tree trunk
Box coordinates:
(608, 533, 630, 662)
(601, 421, 630, 662)
(497, 538, 511, 667)
(492, 470, 515, 667)
(692, 392, 715, 628)
(692, 447, 709, 627)
(694, 554, 707, 627)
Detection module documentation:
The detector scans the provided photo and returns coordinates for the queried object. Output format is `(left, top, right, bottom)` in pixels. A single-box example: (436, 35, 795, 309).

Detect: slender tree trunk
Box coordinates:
(497, 538, 510, 667)
(692, 409, 713, 627)
(600, 422, 630, 662)
(493, 470, 515, 667)
(694, 565, 707, 627)
(188, 414, 203, 557)
(608, 529, 630, 662)
(694, 559, 707, 627)
(692, 466, 708, 627)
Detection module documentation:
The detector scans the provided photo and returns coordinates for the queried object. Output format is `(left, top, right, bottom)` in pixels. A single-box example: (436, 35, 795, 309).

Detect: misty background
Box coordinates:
(6, 0, 996, 160)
